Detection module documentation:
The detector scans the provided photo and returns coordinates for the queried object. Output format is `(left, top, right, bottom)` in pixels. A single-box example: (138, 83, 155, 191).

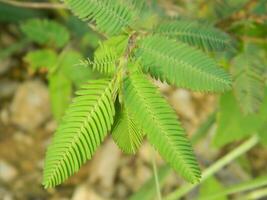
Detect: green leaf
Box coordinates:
(21, 19, 70, 48)
(258, 123, 267, 146)
(86, 35, 128, 76)
(137, 35, 231, 92)
(24, 49, 58, 71)
(213, 90, 267, 147)
(124, 72, 201, 183)
(213, 0, 249, 19)
(49, 72, 72, 122)
(111, 103, 143, 154)
(63, 0, 135, 35)
(59, 50, 92, 87)
(154, 20, 231, 51)
(231, 51, 265, 115)
(43, 79, 116, 188)
(199, 176, 226, 200)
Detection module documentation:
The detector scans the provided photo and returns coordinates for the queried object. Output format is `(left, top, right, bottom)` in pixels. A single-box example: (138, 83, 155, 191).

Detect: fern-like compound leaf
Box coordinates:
(89, 35, 129, 75)
(231, 53, 265, 114)
(124, 73, 201, 183)
(43, 79, 116, 188)
(63, 0, 135, 35)
(123, 0, 148, 15)
(112, 104, 143, 154)
(154, 20, 231, 51)
(136, 35, 231, 92)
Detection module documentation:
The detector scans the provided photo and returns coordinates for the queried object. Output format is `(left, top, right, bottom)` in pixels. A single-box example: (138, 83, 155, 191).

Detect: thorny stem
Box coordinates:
(0, 0, 66, 9)
(165, 135, 259, 200)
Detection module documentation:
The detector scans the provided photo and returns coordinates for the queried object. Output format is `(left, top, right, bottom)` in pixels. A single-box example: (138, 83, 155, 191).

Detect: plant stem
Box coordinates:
(244, 187, 267, 200)
(200, 175, 267, 200)
(165, 135, 259, 200)
(0, 0, 66, 9)
(152, 150, 162, 200)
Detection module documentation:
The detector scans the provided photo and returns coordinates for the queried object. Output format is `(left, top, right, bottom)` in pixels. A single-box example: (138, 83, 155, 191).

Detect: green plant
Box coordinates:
(21, 19, 95, 122)
(212, 4, 267, 147)
(42, 0, 232, 188)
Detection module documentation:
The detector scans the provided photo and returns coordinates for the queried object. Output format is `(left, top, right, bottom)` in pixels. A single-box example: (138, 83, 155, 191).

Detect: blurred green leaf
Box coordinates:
(231, 46, 266, 115)
(59, 50, 93, 87)
(199, 176, 227, 200)
(49, 71, 72, 122)
(66, 16, 91, 38)
(230, 20, 267, 38)
(24, 49, 58, 71)
(213, 89, 267, 147)
(21, 19, 70, 48)
(215, 0, 248, 19)
(252, 0, 267, 16)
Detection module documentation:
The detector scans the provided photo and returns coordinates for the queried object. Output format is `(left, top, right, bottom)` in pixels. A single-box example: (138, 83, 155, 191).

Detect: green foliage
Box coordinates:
(137, 35, 231, 92)
(24, 48, 92, 121)
(213, 0, 249, 20)
(84, 35, 129, 76)
(49, 72, 72, 122)
(199, 176, 227, 200)
(213, 90, 267, 147)
(63, 0, 136, 35)
(21, 19, 70, 48)
(43, 79, 116, 188)
(42, 0, 234, 188)
(24, 49, 57, 71)
(124, 73, 201, 183)
(154, 20, 231, 51)
(231, 52, 265, 115)
(112, 103, 143, 154)
(58, 50, 91, 88)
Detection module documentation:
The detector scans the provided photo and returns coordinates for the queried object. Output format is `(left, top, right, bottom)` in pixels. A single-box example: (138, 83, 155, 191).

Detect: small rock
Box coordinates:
(0, 80, 19, 99)
(89, 139, 121, 193)
(72, 184, 103, 200)
(10, 80, 50, 131)
(0, 160, 18, 182)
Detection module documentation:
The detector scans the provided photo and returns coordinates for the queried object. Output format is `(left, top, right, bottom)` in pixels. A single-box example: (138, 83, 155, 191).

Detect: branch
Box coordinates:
(0, 0, 67, 9)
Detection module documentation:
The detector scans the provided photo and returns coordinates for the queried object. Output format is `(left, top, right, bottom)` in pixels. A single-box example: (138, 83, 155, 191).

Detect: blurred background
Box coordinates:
(0, 0, 267, 199)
